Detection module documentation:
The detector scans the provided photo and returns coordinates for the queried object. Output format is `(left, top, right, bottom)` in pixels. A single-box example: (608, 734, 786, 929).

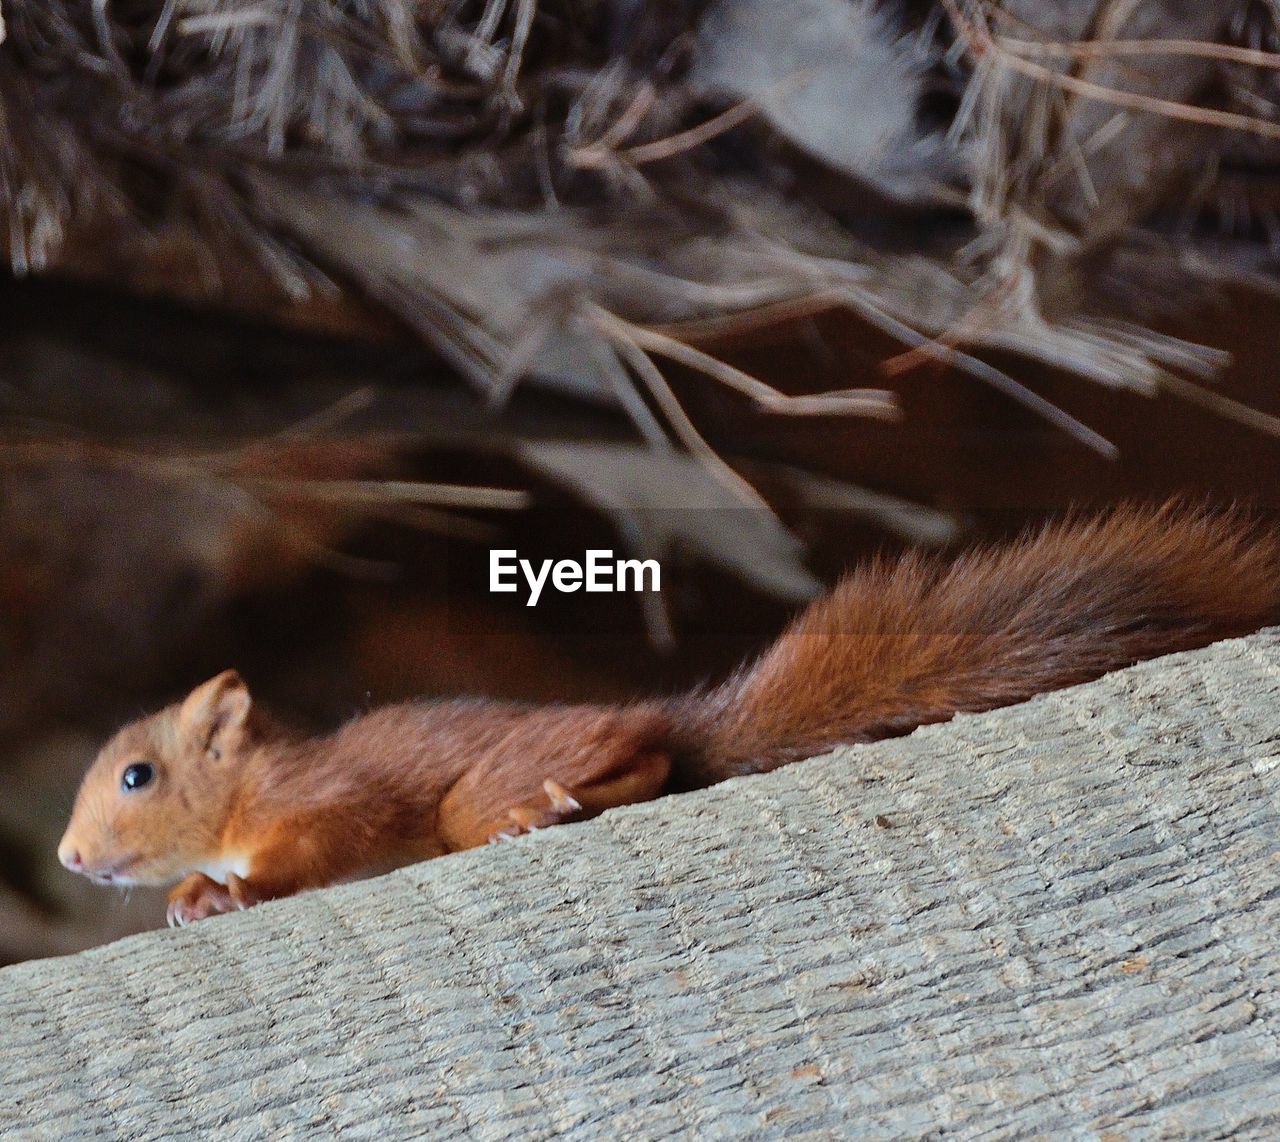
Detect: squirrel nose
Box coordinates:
(59, 847, 83, 871)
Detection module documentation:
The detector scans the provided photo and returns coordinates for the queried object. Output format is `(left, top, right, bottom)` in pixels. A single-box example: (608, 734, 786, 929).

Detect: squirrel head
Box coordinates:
(58, 670, 260, 887)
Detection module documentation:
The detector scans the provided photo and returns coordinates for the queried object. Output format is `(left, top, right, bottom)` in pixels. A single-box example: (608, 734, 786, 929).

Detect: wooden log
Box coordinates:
(3, 631, 1280, 1137)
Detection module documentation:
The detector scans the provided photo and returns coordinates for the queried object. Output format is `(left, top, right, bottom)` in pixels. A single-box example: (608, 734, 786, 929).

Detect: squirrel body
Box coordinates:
(59, 502, 1280, 926)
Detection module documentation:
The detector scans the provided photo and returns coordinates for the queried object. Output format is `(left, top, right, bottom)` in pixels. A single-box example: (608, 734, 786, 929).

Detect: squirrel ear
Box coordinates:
(179, 670, 252, 759)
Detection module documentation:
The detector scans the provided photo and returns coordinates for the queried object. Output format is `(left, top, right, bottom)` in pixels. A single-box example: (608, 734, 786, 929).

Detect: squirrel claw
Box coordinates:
(484, 780, 586, 844)
(542, 780, 581, 814)
(226, 872, 259, 911)
(488, 826, 520, 844)
(166, 872, 239, 927)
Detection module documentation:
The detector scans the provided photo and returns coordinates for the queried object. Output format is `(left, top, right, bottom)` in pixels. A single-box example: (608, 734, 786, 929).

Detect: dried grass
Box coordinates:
(2, 0, 1279, 538)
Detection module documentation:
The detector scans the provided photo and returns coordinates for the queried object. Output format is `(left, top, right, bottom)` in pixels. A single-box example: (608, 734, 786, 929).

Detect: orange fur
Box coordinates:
(677, 501, 1280, 783)
(58, 501, 1280, 924)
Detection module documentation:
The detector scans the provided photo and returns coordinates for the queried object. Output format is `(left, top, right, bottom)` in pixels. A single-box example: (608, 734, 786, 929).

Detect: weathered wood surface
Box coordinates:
(4, 631, 1280, 1139)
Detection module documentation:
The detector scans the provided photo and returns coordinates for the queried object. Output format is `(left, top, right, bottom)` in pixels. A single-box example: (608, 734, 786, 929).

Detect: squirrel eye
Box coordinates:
(121, 762, 155, 792)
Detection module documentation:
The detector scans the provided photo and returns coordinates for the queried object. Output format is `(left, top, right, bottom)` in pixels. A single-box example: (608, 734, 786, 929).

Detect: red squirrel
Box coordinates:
(58, 502, 1280, 926)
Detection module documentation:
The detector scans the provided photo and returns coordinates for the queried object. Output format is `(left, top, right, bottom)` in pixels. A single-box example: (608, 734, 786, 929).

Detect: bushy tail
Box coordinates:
(673, 502, 1280, 787)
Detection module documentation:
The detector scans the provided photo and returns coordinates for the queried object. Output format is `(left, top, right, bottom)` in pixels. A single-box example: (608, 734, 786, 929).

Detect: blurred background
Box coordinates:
(4, 0, 1280, 962)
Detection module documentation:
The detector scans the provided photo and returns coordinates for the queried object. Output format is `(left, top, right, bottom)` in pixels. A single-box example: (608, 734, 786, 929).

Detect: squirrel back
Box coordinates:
(673, 501, 1280, 786)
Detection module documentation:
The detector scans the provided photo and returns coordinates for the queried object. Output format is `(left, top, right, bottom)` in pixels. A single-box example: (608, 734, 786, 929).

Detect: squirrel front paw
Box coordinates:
(166, 872, 240, 928)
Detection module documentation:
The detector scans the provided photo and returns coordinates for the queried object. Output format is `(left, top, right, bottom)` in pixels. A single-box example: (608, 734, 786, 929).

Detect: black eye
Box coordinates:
(121, 763, 154, 792)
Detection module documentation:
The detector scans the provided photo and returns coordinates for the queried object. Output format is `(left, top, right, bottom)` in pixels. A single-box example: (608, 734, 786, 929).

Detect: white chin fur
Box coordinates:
(196, 855, 251, 884)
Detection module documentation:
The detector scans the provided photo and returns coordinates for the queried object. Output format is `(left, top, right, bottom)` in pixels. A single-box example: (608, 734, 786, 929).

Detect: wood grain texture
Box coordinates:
(4, 631, 1280, 1138)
